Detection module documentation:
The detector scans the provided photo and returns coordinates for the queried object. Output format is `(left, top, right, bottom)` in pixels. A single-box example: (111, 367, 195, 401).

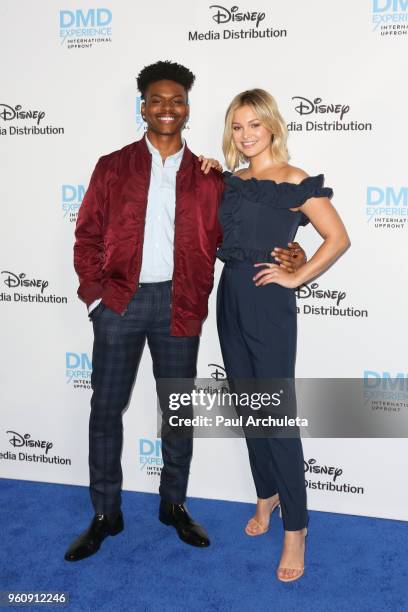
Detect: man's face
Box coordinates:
(142, 80, 189, 136)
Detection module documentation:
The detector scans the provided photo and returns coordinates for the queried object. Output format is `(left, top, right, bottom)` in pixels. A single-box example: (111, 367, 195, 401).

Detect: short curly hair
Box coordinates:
(136, 60, 195, 99)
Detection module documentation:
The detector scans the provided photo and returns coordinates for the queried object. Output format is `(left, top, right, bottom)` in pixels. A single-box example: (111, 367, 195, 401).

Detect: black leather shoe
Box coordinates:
(64, 511, 124, 562)
(159, 501, 210, 547)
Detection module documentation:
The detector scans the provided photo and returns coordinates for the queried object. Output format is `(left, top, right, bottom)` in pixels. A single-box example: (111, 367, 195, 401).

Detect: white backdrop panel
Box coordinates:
(1, 0, 407, 520)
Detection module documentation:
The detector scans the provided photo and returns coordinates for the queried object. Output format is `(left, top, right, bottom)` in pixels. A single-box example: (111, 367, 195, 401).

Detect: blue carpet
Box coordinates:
(0, 478, 407, 612)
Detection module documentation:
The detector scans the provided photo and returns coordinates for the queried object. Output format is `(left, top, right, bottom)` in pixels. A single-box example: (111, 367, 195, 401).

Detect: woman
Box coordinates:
(216, 89, 350, 582)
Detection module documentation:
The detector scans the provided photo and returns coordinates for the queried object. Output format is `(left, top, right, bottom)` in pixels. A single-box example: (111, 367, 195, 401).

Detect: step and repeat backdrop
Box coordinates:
(1, 0, 407, 520)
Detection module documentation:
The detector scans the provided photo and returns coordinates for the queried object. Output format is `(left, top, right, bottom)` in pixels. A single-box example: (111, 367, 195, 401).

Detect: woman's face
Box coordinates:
(231, 105, 272, 159)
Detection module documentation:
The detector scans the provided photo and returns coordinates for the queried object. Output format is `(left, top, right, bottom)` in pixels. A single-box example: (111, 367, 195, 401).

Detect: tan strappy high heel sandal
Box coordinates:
(244, 497, 281, 536)
(276, 527, 308, 583)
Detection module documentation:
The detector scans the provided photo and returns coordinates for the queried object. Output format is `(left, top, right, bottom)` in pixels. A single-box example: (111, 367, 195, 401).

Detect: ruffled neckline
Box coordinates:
(223, 170, 324, 188)
(222, 171, 333, 208)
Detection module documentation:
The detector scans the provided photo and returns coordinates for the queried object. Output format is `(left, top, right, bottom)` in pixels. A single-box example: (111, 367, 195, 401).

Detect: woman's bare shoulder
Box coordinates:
(281, 164, 309, 184)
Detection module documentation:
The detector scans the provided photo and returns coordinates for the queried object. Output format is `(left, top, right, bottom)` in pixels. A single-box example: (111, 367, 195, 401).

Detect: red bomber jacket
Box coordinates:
(74, 136, 225, 336)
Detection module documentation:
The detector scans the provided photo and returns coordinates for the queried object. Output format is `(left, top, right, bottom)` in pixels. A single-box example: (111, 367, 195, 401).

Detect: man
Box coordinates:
(65, 60, 305, 561)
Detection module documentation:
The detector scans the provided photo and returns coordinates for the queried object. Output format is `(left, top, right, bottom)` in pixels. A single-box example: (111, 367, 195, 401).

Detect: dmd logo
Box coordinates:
(59, 8, 112, 49)
(139, 438, 163, 476)
(62, 185, 85, 223)
(363, 371, 408, 412)
(366, 186, 408, 229)
(364, 370, 408, 389)
(60, 8, 112, 26)
(372, 0, 408, 35)
(66, 352, 92, 389)
(188, 4, 287, 42)
(135, 96, 145, 131)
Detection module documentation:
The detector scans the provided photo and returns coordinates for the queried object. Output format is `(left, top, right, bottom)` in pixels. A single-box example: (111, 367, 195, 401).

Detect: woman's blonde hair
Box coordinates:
(222, 89, 289, 171)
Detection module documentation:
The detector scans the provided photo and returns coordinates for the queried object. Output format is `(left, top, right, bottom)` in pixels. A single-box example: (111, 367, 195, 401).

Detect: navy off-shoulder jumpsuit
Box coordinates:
(216, 172, 333, 531)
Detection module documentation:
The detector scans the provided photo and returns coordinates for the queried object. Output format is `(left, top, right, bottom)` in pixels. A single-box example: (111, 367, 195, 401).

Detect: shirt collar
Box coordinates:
(145, 135, 185, 168)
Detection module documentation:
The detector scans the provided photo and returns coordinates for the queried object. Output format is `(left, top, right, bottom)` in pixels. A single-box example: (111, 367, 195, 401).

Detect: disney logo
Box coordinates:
(1, 271, 49, 293)
(304, 458, 343, 482)
(0, 104, 45, 125)
(295, 282, 346, 306)
(208, 363, 227, 381)
(292, 97, 350, 121)
(7, 431, 53, 455)
(209, 5, 265, 28)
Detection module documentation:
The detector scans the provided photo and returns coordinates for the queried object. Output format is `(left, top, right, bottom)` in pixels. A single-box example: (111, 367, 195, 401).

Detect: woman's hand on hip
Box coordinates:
(253, 263, 301, 289)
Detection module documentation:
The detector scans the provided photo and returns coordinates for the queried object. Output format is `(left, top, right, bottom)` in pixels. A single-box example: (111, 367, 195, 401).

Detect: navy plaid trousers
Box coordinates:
(88, 281, 199, 513)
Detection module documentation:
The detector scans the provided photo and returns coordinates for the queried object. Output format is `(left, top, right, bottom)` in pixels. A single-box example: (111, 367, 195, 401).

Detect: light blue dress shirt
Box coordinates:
(139, 136, 185, 282)
(88, 136, 185, 313)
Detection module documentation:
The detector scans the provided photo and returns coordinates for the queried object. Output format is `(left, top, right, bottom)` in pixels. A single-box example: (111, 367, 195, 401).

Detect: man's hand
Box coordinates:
(198, 155, 223, 174)
(271, 242, 306, 273)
